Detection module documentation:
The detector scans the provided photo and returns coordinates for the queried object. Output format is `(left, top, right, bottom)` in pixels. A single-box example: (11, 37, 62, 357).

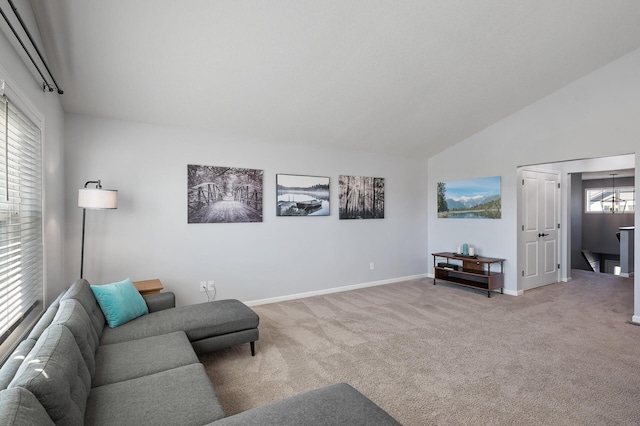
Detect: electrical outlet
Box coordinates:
(199, 281, 207, 292)
(370, 262, 375, 270)
(207, 280, 215, 291)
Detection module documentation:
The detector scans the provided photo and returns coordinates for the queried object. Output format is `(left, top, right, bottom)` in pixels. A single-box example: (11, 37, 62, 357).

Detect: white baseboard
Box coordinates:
(632, 315, 640, 325)
(245, 274, 429, 307)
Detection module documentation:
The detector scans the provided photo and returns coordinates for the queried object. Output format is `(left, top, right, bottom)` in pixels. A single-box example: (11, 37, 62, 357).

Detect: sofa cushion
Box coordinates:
(8, 325, 91, 425)
(53, 298, 101, 378)
(100, 299, 259, 345)
(91, 278, 148, 328)
(93, 331, 199, 387)
(0, 339, 36, 390)
(62, 279, 107, 339)
(0, 387, 55, 426)
(27, 291, 65, 341)
(212, 383, 401, 426)
(85, 364, 225, 426)
(142, 292, 176, 313)
(3, 294, 65, 390)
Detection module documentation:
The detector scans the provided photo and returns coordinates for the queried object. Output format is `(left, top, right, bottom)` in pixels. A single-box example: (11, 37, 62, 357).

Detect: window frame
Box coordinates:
(0, 73, 46, 366)
(584, 185, 635, 214)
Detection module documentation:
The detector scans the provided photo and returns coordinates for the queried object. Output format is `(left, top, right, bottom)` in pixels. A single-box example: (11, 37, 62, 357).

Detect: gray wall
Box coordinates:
(63, 114, 429, 307)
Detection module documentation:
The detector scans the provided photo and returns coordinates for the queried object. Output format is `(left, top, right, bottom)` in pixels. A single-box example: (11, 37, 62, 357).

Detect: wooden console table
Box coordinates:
(132, 279, 164, 296)
(432, 252, 505, 298)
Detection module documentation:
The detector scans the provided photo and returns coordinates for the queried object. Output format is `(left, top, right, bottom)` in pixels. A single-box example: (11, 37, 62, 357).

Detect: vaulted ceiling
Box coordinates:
(30, 0, 640, 157)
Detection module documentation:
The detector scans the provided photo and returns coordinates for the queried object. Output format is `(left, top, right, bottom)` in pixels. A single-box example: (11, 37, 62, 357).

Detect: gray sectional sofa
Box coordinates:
(0, 279, 401, 425)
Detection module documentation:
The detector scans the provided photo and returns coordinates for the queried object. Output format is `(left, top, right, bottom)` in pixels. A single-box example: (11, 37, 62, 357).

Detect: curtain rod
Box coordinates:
(0, 0, 63, 94)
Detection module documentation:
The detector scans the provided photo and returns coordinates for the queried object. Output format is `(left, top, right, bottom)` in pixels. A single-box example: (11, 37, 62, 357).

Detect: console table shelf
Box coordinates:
(432, 252, 505, 297)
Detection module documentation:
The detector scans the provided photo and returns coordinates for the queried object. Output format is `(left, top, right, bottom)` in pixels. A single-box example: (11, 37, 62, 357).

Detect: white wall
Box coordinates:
(64, 115, 428, 306)
(428, 48, 640, 320)
(0, 0, 66, 305)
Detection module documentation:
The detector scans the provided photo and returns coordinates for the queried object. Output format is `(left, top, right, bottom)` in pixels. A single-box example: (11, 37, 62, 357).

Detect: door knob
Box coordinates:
(538, 233, 549, 238)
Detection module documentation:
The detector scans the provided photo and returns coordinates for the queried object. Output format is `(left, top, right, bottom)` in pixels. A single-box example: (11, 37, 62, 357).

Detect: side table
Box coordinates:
(133, 279, 164, 296)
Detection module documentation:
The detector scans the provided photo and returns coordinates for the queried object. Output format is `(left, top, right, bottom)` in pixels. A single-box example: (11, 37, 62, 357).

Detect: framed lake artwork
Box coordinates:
(276, 174, 330, 216)
(187, 164, 263, 223)
(437, 176, 501, 219)
(339, 175, 385, 219)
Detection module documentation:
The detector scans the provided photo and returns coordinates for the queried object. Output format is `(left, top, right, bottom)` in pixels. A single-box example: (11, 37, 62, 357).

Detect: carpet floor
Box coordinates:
(200, 270, 640, 425)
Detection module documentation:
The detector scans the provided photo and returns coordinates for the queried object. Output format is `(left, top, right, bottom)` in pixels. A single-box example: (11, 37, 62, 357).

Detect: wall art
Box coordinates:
(276, 174, 330, 216)
(187, 164, 263, 223)
(339, 175, 385, 219)
(437, 176, 501, 219)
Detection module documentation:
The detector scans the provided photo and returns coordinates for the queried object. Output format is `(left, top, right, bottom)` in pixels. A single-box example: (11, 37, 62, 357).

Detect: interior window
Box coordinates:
(585, 186, 635, 213)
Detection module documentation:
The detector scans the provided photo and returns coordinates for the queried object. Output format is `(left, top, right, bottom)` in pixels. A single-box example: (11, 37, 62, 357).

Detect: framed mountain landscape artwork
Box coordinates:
(437, 176, 501, 219)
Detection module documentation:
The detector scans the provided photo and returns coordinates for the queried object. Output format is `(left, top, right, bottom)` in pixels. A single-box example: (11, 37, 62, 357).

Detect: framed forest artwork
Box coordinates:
(276, 174, 330, 216)
(187, 164, 263, 223)
(338, 175, 385, 219)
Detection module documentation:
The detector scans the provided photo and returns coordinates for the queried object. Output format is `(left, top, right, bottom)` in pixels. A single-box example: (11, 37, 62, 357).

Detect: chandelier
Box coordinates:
(601, 173, 626, 214)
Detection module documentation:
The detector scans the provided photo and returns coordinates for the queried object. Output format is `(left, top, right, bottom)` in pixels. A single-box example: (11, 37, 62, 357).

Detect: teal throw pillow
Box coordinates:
(91, 278, 149, 328)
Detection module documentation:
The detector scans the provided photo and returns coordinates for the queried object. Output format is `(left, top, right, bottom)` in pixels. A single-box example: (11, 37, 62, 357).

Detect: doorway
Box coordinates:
(518, 153, 635, 293)
(571, 170, 635, 276)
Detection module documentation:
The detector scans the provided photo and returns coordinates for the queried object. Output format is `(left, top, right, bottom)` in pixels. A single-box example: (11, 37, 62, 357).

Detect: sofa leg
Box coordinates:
(250, 341, 255, 356)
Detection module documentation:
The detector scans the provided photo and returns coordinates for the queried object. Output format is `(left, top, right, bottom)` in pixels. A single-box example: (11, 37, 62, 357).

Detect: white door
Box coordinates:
(521, 170, 560, 290)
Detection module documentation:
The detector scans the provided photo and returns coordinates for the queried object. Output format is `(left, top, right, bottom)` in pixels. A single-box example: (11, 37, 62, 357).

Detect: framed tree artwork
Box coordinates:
(187, 164, 263, 223)
(339, 175, 385, 219)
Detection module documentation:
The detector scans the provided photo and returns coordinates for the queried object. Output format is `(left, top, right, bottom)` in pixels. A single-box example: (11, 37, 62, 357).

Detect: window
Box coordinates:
(0, 94, 43, 354)
(585, 186, 635, 214)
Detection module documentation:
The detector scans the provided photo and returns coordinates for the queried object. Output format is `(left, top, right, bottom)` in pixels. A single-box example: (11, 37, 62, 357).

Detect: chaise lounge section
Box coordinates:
(0, 279, 401, 425)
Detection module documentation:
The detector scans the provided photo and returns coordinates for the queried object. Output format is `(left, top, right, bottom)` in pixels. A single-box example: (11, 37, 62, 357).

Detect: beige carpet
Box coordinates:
(200, 270, 640, 425)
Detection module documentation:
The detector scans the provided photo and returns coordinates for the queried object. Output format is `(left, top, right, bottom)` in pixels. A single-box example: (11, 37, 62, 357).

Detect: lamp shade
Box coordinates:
(78, 188, 118, 209)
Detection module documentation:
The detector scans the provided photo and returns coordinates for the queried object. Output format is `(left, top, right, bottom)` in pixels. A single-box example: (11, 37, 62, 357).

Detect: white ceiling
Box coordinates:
(29, 0, 640, 158)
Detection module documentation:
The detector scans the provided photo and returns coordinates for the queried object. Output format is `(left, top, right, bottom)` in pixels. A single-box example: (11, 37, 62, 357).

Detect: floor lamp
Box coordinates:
(78, 180, 118, 278)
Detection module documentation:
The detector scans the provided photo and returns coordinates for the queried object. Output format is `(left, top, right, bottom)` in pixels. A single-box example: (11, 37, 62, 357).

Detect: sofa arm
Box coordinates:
(143, 292, 176, 312)
(208, 383, 401, 426)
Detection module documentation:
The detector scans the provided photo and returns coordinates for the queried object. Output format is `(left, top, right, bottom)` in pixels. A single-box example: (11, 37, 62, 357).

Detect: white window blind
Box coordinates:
(0, 94, 43, 345)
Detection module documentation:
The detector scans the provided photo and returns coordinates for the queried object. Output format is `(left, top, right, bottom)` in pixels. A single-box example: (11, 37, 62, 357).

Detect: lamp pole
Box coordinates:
(78, 180, 117, 279)
(80, 206, 87, 278)
(80, 180, 101, 279)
